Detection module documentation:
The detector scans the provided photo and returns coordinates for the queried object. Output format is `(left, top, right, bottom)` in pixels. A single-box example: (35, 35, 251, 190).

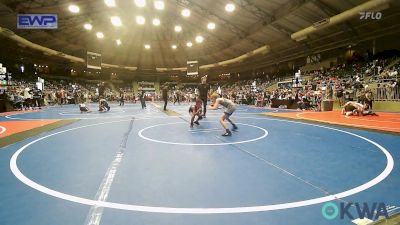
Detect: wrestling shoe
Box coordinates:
(222, 131, 232, 136)
(232, 124, 238, 131)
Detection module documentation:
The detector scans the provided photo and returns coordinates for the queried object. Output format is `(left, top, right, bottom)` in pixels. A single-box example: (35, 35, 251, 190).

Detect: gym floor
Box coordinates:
(0, 103, 399, 225)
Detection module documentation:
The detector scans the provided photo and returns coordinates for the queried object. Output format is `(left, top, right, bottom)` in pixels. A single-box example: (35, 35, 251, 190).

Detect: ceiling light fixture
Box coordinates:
(152, 18, 160, 26)
(154, 0, 164, 10)
(186, 42, 193, 47)
(195, 35, 204, 43)
(136, 16, 145, 25)
(83, 23, 92, 30)
(111, 16, 122, 27)
(116, 39, 121, 45)
(144, 44, 151, 49)
(174, 25, 182, 32)
(68, 5, 80, 13)
(181, 9, 190, 17)
(104, 0, 116, 7)
(207, 22, 215, 30)
(96, 32, 104, 39)
(172, 45, 177, 49)
(225, 3, 235, 12)
(134, 0, 146, 7)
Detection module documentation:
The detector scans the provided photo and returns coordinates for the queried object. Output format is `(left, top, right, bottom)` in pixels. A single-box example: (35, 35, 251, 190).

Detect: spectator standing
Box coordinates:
(162, 85, 168, 111)
(140, 89, 146, 109)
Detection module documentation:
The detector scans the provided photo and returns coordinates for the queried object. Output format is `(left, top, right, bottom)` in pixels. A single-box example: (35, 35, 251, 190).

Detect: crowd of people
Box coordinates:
(1, 79, 137, 111)
(158, 57, 398, 112)
(1, 56, 399, 114)
(214, 57, 399, 111)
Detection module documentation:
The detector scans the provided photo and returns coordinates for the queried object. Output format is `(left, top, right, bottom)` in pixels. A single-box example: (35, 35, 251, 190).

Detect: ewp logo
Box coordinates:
(322, 202, 389, 220)
(17, 14, 58, 29)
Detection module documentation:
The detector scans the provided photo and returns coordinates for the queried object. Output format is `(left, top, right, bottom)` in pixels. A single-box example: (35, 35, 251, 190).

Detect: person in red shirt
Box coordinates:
(189, 98, 203, 128)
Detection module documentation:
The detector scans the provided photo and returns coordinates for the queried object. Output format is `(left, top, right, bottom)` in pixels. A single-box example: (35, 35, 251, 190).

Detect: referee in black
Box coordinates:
(198, 75, 210, 117)
(162, 85, 168, 111)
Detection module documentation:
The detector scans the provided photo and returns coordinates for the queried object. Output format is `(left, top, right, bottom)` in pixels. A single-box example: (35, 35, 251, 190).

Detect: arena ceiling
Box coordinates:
(0, 0, 399, 72)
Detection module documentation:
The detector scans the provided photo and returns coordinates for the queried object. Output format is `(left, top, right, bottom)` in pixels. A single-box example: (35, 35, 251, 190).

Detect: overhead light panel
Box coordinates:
(154, 0, 164, 10)
(152, 18, 160, 26)
(144, 44, 151, 49)
(84, 23, 92, 30)
(136, 16, 145, 25)
(172, 44, 177, 49)
(195, 35, 204, 43)
(68, 5, 80, 13)
(186, 42, 193, 47)
(174, 25, 182, 32)
(225, 3, 235, 12)
(104, 0, 116, 7)
(207, 22, 215, 30)
(134, 0, 146, 7)
(181, 9, 190, 17)
(111, 16, 122, 27)
(96, 32, 104, 39)
(116, 39, 122, 45)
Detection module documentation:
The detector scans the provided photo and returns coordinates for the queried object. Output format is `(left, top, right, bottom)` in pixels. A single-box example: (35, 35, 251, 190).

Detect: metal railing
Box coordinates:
(373, 86, 400, 101)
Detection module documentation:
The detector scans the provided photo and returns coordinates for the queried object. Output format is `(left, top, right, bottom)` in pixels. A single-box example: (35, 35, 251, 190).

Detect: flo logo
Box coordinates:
(322, 202, 389, 220)
(359, 11, 382, 20)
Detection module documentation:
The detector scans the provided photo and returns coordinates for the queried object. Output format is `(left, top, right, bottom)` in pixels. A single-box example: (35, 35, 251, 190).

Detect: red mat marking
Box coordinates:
(0, 120, 60, 138)
(264, 111, 400, 133)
